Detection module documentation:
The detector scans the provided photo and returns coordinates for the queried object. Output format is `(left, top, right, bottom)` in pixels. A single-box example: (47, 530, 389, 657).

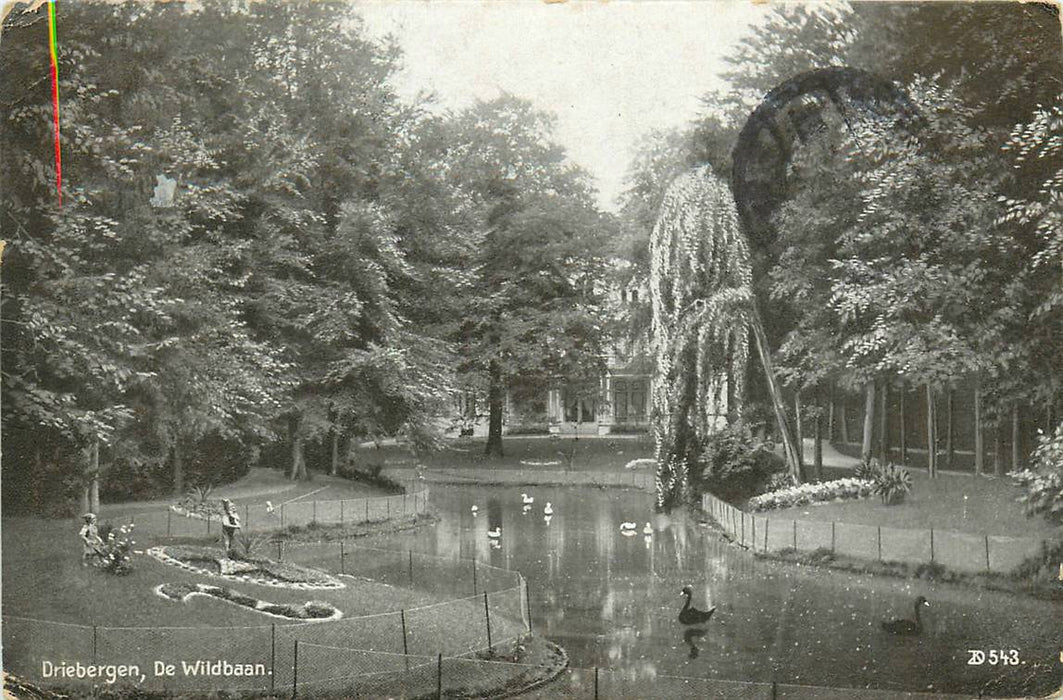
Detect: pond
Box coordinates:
(370, 483, 1061, 697)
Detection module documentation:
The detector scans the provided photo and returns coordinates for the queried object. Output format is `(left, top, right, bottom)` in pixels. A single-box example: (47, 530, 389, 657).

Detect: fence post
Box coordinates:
(292, 640, 299, 700)
(365, 498, 369, 522)
(929, 528, 934, 563)
(340, 542, 345, 575)
(751, 516, 756, 552)
(167, 509, 172, 537)
(437, 652, 443, 699)
(525, 577, 533, 632)
(277, 541, 283, 562)
(245, 504, 250, 532)
(985, 535, 991, 572)
(404, 492, 408, 515)
(741, 511, 745, 545)
(472, 560, 478, 595)
(92, 625, 98, 663)
(877, 526, 882, 561)
(207, 513, 212, 536)
(401, 609, 410, 667)
(313, 500, 317, 524)
(771, 680, 778, 700)
(387, 497, 391, 520)
(792, 520, 797, 550)
(764, 519, 769, 551)
(594, 666, 599, 700)
(271, 624, 276, 691)
(483, 592, 492, 651)
(408, 550, 414, 585)
(281, 504, 286, 528)
(340, 499, 345, 526)
(831, 521, 836, 554)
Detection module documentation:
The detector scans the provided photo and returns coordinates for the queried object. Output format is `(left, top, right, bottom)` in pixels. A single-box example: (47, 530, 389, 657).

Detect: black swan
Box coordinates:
(881, 596, 929, 635)
(679, 585, 716, 625)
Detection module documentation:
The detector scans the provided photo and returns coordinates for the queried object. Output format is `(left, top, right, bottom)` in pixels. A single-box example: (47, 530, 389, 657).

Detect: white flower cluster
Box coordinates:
(748, 477, 875, 512)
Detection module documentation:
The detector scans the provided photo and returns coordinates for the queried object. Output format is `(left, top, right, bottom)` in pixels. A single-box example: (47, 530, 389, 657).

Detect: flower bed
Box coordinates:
(747, 477, 875, 512)
(156, 582, 341, 621)
(148, 545, 344, 589)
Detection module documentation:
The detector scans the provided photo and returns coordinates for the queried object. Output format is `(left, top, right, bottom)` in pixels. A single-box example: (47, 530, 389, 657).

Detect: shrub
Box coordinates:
(688, 425, 785, 502)
(854, 458, 881, 482)
(98, 522, 136, 575)
(1011, 422, 1063, 523)
(748, 477, 875, 512)
(872, 463, 912, 505)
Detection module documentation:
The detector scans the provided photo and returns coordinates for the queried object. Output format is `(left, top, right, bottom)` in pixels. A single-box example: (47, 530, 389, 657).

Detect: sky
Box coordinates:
(356, 1, 773, 211)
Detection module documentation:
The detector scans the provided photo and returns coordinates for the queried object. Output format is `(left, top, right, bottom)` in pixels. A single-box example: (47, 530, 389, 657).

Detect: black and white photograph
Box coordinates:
(1, 1, 1061, 697)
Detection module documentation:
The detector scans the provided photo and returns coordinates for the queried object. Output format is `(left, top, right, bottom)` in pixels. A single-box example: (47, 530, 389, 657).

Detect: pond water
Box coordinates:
(370, 483, 1061, 697)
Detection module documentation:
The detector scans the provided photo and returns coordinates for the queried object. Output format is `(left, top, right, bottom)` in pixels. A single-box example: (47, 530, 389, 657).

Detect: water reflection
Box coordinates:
(683, 627, 707, 659)
(367, 484, 1061, 696)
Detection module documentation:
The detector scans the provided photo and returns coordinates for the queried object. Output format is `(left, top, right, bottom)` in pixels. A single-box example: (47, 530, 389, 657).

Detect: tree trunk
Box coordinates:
(899, 382, 908, 464)
(328, 403, 340, 476)
(794, 389, 804, 473)
(750, 307, 801, 482)
(945, 388, 954, 470)
(1011, 402, 1021, 472)
(485, 359, 504, 457)
(861, 382, 875, 463)
(289, 412, 307, 480)
(828, 388, 836, 443)
(993, 421, 1003, 476)
(813, 392, 823, 481)
(173, 438, 185, 495)
(840, 396, 850, 443)
(878, 380, 889, 464)
(83, 439, 101, 514)
(974, 382, 984, 475)
(926, 384, 937, 478)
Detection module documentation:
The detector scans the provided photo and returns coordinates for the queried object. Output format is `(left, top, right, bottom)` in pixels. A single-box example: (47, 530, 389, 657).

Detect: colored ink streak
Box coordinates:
(47, 0, 61, 206)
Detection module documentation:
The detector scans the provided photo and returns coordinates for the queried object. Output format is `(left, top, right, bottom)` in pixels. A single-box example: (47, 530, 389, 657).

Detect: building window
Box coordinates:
(612, 379, 647, 422)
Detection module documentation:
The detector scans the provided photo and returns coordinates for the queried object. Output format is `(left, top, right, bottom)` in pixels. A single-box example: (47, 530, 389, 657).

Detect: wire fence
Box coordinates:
(287, 645, 973, 699)
(117, 486, 430, 539)
(702, 491, 1050, 574)
(2, 542, 529, 694)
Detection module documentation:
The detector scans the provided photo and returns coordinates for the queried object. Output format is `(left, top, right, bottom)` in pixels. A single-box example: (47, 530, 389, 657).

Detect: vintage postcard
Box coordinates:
(1, 1, 1061, 698)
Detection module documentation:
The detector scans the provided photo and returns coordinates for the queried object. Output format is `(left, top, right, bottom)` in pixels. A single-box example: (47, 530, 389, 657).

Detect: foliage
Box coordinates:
(854, 458, 881, 481)
(748, 477, 875, 512)
(649, 166, 754, 509)
(97, 522, 136, 575)
(872, 464, 913, 505)
(1010, 422, 1063, 523)
(688, 425, 783, 504)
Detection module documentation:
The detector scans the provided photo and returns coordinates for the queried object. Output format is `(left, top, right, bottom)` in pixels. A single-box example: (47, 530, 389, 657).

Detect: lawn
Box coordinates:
(357, 435, 655, 473)
(103, 468, 392, 516)
(763, 469, 1061, 538)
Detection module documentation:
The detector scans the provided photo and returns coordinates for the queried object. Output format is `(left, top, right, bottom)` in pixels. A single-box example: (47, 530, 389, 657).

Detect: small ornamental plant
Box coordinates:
(748, 477, 875, 512)
(98, 522, 136, 575)
(872, 463, 912, 506)
(855, 458, 882, 482)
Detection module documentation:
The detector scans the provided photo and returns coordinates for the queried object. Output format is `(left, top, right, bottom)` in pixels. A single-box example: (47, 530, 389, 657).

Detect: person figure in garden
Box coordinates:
(221, 498, 241, 558)
(79, 513, 103, 566)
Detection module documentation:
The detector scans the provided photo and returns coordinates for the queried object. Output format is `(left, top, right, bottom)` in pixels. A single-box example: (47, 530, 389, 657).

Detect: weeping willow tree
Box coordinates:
(650, 166, 801, 510)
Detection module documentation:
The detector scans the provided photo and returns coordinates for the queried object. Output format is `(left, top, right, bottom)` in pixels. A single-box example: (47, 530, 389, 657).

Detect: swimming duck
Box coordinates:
(265, 501, 274, 514)
(470, 505, 479, 516)
(487, 527, 501, 539)
(522, 493, 534, 505)
(620, 522, 637, 531)
(678, 585, 716, 625)
(881, 596, 929, 636)
(543, 503, 553, 516)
